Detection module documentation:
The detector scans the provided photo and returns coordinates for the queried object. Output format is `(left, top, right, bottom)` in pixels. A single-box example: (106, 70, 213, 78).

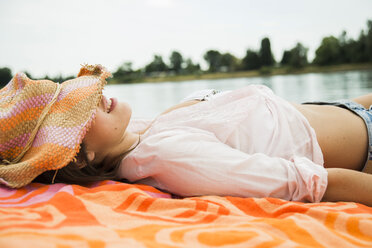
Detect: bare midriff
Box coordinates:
(292, 103, 368, 171)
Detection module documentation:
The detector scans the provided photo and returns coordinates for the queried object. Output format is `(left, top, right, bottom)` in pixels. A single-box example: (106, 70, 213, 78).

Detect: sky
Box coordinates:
(0, 0, 371, 78)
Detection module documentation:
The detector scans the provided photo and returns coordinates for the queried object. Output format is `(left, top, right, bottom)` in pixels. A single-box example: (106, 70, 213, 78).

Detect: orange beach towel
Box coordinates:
(1, 180, 372, 247)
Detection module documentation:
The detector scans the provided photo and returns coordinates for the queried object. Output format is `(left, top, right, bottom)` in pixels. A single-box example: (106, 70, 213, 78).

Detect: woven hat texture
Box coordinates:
(0, 64, 111, 188)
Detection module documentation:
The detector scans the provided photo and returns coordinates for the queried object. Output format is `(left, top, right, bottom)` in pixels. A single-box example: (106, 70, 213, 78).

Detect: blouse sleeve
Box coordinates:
(133, 128, 328, 203)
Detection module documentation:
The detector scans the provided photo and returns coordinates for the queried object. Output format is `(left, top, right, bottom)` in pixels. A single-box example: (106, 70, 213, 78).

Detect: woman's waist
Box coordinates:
(292, 102, 367, 138)
(292, 102, 368, 169)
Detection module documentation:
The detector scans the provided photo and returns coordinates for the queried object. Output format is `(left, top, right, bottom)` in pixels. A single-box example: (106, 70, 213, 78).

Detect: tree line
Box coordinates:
(1, 20, 371, 87)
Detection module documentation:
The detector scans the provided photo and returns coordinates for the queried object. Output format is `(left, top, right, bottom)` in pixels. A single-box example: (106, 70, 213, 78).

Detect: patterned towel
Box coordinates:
(1, 180, 372, 247)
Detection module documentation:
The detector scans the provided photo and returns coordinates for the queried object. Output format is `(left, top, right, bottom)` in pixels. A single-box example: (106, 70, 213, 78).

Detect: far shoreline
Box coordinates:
(109, 63, 372, 85)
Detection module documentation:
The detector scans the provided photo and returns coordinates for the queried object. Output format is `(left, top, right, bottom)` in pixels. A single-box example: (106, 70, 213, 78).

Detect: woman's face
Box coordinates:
(83, 95, 132, 165)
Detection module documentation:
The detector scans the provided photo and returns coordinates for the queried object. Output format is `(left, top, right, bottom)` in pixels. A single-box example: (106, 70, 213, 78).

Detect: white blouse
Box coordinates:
(118, 85, 328, 202)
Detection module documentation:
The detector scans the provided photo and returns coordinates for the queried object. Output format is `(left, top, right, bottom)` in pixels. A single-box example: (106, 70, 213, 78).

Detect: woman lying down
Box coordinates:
(1, 64, 372, 206)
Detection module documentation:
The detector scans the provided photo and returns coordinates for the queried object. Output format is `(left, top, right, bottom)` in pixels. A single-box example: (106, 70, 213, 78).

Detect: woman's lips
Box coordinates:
(108, 97, 116, 113)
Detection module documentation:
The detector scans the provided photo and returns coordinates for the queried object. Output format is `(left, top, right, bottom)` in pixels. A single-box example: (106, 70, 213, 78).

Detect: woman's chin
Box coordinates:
(116, 101, 132, 126)
(115, 101, 131, 114)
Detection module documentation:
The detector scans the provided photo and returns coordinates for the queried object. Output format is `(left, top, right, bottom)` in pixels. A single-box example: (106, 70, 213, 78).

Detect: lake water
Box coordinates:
(103, 70, 372, 119)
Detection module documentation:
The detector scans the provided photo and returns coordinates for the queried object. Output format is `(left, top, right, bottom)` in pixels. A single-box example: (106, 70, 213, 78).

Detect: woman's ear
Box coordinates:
(86, 151, 95, 162)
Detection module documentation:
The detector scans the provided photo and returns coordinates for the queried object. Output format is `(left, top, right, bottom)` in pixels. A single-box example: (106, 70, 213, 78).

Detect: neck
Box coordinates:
(101, 131, 139, 164)
(121, 131, 140, 153)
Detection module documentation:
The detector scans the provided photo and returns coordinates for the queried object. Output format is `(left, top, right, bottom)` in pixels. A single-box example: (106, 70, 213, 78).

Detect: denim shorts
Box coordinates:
(303, 99, 372, 172)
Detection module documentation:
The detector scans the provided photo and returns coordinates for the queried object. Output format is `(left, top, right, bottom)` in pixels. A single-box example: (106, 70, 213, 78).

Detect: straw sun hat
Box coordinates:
(0, 64, 111, 188)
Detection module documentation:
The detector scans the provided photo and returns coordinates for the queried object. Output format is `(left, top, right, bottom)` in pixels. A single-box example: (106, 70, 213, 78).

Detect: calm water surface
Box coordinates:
(103, 70, 372, 118)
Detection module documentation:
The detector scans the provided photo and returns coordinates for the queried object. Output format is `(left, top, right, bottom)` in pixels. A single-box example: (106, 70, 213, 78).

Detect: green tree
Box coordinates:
(367, 20, 372, 61)
(169, 51, 183, 74)
(280, 50, 292, 65)
(334, 21, 372, 64)
(144, 55, 168, 73)
(259, 37, 275, 66)
(184, 58, 201, 74)
(113, 61, 142, 83)
(337, 30, 365, 64)
(203, 50, 222, 72)
(220, 53, 239, 72)
(0, 67, 12, 88)
(354, 30, 369, 63)
(347, 39, 364, 63)
(290, 43, 308, 68)
(338, 30, 351, 63)
(281, 43, 308, 68)
(117, 61, 133, 73)
(242, 49, 261, 70)
(313, 36, 341, 65)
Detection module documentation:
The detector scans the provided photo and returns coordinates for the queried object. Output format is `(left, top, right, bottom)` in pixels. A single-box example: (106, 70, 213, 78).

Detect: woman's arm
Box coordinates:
(352, 93, 372, 109)
(129, 129, 328, 202)
(322, 168, 372, 206)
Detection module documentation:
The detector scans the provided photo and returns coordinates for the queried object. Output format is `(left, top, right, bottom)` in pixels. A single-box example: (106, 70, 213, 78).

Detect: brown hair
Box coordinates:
(33, 143, 129, 185)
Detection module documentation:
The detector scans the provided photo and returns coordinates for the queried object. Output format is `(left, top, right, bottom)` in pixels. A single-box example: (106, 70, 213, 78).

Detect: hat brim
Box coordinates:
(0, 68, 109, 188)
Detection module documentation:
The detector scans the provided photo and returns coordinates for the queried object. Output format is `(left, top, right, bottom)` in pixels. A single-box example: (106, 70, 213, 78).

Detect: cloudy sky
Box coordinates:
(0, 0, 371, 78)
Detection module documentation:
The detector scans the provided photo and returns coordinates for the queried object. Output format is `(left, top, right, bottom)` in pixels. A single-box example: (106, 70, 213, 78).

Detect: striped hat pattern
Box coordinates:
(0, 64, 110, 188)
